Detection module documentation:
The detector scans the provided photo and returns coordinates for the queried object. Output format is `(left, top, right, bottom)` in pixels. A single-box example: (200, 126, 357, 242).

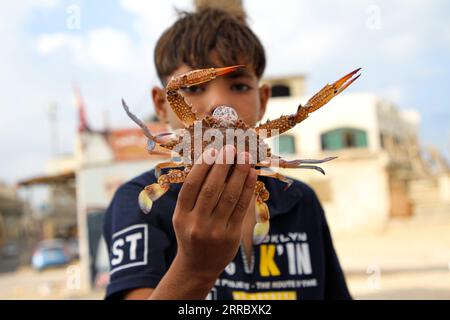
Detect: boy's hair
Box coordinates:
(154, 7, 266, 84)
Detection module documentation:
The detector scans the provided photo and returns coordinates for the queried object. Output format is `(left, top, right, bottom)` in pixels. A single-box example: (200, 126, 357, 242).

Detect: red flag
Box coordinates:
(72, 83, 91, 132)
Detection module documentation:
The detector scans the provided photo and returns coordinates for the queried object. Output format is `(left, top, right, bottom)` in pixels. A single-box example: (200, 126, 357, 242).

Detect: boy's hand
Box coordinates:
(172, 145, 256, 281)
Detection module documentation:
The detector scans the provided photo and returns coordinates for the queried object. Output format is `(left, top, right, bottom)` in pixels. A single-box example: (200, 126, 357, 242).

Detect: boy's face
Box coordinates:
(152, 55, 270, 130)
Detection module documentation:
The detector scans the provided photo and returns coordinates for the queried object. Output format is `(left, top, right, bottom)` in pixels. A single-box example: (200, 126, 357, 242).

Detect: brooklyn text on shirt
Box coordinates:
(109, 224, 148, 275)
(206, 232, 318, 300)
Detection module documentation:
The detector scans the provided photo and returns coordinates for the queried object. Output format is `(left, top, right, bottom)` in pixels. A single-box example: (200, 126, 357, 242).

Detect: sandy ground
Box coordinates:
(0, 263, 104, 300)
(0, 216, 449, 300)
(333, 216, 450, 299)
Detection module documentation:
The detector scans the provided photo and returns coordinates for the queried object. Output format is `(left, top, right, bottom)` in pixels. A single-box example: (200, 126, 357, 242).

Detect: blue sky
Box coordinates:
(0, 0, 449, 185)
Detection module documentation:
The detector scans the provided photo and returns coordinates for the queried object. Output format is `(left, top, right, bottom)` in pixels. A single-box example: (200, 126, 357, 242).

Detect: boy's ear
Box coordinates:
(152, 86, 168, 123)
(258, 83, 271, 122)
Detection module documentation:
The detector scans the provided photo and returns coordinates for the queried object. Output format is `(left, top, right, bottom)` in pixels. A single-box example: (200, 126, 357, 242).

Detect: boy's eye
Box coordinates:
(231, 83, 251, 92)
(181, 85, 205, 94)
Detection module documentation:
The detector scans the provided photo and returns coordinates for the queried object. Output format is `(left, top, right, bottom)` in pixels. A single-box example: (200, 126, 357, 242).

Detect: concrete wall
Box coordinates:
(79, 160, 163, 210)
(279, 152, 390, 232)
(438, 173, 450, 203)
(263, 92, 380, 156)
(263, 93, 392, 232)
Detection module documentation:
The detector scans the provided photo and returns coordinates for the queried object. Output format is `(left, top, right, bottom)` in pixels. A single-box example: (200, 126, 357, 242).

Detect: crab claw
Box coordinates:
(172, 65, 246, 89)
(332, 68, 361, 95)
(302, 68, 361, 115)
(253, 221, 270, 245)
(213, 65, 246, 77)
(138, 183, 169, 214)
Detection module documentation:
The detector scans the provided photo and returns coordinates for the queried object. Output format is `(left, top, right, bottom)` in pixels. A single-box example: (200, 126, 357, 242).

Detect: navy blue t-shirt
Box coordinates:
(103, 169, 352, 300)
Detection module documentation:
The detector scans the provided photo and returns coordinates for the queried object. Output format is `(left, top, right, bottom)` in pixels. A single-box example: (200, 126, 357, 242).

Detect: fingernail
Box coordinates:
(225, 144, 235, 154)
(223, 145, 235, 164)
(245, 169, 257, 187)
(246, 152, 253, 164)
(199, 148, 217, 165)
(238, 152, 252, 165)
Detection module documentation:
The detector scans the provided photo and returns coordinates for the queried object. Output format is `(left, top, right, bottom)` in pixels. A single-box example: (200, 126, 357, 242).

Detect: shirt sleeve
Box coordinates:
(313, 193, 353, 300)
(103, 180, 171, 299)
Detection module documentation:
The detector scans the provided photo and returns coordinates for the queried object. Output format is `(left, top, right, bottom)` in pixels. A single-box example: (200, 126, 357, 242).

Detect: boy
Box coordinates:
(103, 7, 352, 300)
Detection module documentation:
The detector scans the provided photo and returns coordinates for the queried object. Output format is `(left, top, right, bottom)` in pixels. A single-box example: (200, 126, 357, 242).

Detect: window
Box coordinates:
(271, 84, 291, 97)
(277, 134, 296, 155)
(321, 128, 367, 151)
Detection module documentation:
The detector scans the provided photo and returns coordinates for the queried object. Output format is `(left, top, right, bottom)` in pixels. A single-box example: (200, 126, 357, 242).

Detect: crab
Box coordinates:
(121, 65, 361, 245)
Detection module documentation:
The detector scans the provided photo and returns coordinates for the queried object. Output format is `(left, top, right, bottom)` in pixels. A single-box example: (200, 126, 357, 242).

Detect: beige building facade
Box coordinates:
(263, 89, 423, 232)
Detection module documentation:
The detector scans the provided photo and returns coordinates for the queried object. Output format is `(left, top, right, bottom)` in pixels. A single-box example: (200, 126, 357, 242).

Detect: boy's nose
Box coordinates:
(204, 87, 234, 116)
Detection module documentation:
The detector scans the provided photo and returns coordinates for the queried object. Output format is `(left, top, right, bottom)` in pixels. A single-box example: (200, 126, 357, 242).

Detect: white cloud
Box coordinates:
(86, 29, 140, 71)
(383, 33, 421, 58)
(120, 0, 193, 40)
(36, 33, 82, 54)
(36, 28, 143, 72)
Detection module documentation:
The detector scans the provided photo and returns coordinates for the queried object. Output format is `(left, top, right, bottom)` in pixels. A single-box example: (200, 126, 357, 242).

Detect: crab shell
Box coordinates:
(161, 106, 273, 166)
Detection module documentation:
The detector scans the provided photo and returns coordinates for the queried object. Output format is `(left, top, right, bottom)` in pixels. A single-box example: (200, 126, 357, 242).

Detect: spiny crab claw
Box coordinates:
(213, 65, 246, 77)
(332, 67, 361, 95)
(303, 68, 361, 114)
(138, 183, 169, 214)
(169, 65, 246, 90)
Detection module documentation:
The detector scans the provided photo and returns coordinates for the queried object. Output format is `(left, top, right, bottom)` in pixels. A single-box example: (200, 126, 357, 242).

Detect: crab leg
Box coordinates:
(155, 161, 187, 178)
(255, 169, 294, 190)
(139, 169, 187, 214)
(122, 99, 176, 154)
(253, 181, 270, 245)
(252, 156, 337, 243)
(122, 99, 156, 141)
(166, 65, 245, 127)
(256, 156, 337, 175)
(255, 68, 361, 137)
(257, 156, 337, 166)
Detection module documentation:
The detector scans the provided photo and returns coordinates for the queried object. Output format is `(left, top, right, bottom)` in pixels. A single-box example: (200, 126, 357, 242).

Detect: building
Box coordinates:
(17, 161, 77, 241)
(0, 182, 24, 247)
(261, 74, 448, 232)
(74, 115, 170, 288)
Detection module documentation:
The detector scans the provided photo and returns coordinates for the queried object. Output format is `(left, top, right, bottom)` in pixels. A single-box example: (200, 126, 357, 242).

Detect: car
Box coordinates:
(65, 238, 79, 261)
(31, 239, 71, 271)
